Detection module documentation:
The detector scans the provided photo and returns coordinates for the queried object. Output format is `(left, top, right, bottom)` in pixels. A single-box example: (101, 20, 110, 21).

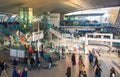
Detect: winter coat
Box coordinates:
(71, 54, 76, 65)
(22, 70, 27, 77)
(30, 58, 35, 65)
(24, 57, 28, 64)
(12, 67, 17, 77)
(66, 67, 71, 77)
(95, 57, 98, 64)
(95, 67, 102, 77)
(48, 57, 52, 64)
(89, 54, 93, 61)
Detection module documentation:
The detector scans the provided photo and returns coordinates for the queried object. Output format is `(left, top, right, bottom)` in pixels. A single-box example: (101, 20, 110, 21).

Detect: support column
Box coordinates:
(110, 34, 113, 47)
(85, 34, 88, 54)
(60, 14, 64, 21)
(49, 33, 53, 40)
(101, 35, 104, 39)
(85, 34, 88, 45)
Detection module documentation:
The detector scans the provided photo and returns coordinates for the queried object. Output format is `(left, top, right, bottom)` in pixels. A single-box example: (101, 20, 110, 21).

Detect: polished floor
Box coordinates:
(7, 52, 120, 77)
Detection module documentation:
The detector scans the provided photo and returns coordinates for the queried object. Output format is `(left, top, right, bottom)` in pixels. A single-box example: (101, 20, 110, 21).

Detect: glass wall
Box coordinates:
(60, 14, 103, 27)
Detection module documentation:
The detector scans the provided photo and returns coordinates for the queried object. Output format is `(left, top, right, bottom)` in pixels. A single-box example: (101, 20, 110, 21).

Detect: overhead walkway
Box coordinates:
(85, 33, 120, 46)
(84, 33, 120, 54)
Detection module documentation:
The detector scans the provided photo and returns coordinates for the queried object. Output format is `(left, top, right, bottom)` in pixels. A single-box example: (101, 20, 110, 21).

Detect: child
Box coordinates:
(83, 71, 87, 77)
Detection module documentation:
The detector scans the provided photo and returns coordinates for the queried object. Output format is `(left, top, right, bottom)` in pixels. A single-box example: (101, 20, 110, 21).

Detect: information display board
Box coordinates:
(10, 49, 17, 57)
(33, 31, 44, 41)
(10, 49, 25, 58)
(17, 50, 25, 58)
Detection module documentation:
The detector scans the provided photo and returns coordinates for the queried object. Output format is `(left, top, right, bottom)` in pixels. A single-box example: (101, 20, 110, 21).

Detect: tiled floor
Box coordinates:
(7, 53, 120, 77)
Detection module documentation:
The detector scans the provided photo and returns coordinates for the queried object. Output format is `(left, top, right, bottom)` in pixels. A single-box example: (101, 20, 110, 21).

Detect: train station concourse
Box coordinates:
(0, 0, 120, 77)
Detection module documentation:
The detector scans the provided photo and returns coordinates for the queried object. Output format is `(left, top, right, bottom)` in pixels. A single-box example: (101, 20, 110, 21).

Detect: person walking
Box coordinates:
(110, 67, 116, 77)
(30, 56, 35, 70)
(0, 60, 4, 76)
(65, 66, 71, 77)
(41, 49, 44, 58)
(48, 56, 52, 69)
(92, 48, 95, 57)
(71, 53, 76, 65)
(1, 60, 9, 77)
(29, 45, 33, 56)
(22, 68, 28, 77)
(93, 56, 98, 68)
(24, 56, 28, 68)
(79, 60, 85, 77)
(59, 48, 63, 61)
(95, 64, 102, 77)
(83, 71, 87, 77)
(36, 58, 41, 70)
(89, 53, 93, 65)
(17, 70, 22, 77)
(12, 67, 17, 77)
(79, 55, 83, 63)
(12, 58, 18, 66)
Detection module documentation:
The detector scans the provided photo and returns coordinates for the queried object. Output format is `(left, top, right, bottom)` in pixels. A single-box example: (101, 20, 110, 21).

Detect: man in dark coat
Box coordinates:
(95, 65, 102, 77)
(93, 56, 98, 68)
(71, 54, 76, 65)
(22, 68, 28, 77)
(30, 57, 35, 70)
(12, 67, 17, 77)
(12, 58, 18, 66)
(48, 56, 52, 69)
(65, 66, 71, 77)
(24, 56, 28, 67)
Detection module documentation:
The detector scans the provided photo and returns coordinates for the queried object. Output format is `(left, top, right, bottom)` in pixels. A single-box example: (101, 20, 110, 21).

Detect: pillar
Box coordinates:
(101, 35, 104, 39)
(85, 34, 88, 45)
(60, 14, 64, 21)
(110, 34, 113, 47)
(85, 34, 89, 54)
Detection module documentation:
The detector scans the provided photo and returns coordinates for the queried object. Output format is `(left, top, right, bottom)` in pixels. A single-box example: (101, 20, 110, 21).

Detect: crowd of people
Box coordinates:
(0, 47, 117, 77)
(65, 48, 117, 77)
(0, 59, 28, 77)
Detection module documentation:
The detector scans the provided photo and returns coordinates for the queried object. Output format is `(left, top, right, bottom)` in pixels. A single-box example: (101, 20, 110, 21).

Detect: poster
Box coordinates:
(17, 50, 25, 58)
(10, 49, 17, 57)
(10, 49, 25, 58)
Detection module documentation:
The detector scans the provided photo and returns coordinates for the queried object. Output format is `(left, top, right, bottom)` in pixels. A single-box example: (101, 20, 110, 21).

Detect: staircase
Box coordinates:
(0, 50, 9, 61)
(40, 57, 49, 68)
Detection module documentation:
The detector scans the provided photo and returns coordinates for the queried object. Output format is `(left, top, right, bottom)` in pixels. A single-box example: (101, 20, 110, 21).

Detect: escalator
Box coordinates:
(0, 25, 13, 36)
(0, 25, 16, 50)
(49, 25, 73, 39)
(0, 37, 10, 51)
(49, 28, 62, 38)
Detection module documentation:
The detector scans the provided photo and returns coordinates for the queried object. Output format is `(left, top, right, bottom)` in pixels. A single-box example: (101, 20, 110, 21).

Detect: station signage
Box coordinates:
(33, 31, 44, 41)
(10, 49, 25, 58)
